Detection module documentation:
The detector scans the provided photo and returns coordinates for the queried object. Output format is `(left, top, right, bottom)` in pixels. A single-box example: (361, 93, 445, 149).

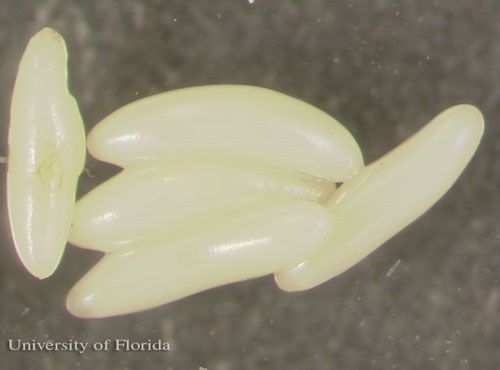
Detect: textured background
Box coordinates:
(0, 1, 499, 369)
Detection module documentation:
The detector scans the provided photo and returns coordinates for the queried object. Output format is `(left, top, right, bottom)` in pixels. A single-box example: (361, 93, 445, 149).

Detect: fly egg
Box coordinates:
(5, 28, 485, 318)
(7, 28, 86, 279)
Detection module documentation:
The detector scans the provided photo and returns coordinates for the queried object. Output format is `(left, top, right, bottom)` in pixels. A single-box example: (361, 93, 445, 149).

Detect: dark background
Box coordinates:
(0, 1, 499, 369)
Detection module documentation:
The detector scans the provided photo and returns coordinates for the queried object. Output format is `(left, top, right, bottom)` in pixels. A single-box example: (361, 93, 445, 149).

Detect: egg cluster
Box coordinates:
(6, 28, 484, 318)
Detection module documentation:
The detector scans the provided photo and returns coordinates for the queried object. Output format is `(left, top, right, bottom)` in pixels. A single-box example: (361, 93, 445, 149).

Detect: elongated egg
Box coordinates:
(87, 85, 363, 181)
(275, 104, 484, 291)
(69, 160, 334, 252)
(67, 201, 334, 318)
(7, 28, 86, 279)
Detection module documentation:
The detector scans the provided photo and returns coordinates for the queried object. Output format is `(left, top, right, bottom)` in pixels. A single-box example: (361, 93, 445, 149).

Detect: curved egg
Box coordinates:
(87, 85, 363, 181)
(69, 160, 334, 252)
(275, 104, 484, 291)
(67, 201, 334, 318)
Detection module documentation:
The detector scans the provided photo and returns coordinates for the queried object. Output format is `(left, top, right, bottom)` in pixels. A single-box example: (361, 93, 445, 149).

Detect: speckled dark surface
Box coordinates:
(0, 1, 499, 369)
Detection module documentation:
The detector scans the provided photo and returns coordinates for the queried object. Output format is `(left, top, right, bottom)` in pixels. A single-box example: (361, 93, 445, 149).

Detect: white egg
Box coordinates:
(86, 85, 363, 181)
(69, 160, 334, 252)
(7, 28, 485, 319)
(275, 104, 484, 291)
(66, 201, 334, 318)
(7, 28, 86, 279)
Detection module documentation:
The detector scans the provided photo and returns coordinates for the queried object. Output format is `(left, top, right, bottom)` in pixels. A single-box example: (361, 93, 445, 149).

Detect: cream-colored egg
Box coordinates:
(275, 104, 484, 291)
(69, 160, 335, 252)
(66, 201, 334, 318)
(7, 28, 86, 279)
(87, 85, 363, 181)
